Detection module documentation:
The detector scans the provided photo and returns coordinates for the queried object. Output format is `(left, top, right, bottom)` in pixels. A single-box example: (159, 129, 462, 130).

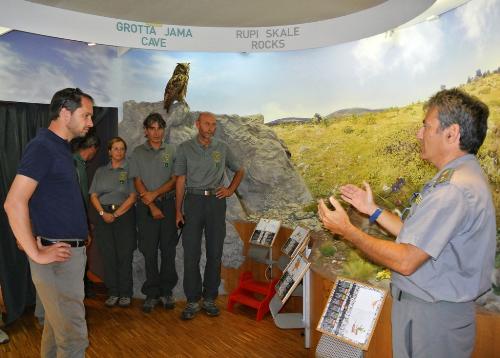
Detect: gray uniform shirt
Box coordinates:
(392, 154, 496, 302)
(129, 141, 176, 191)
(89, 161, 134, 205)
(174, 137, 240, 189)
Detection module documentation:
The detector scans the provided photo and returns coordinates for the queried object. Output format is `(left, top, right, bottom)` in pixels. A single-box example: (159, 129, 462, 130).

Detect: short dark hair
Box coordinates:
(49, 88, 94, 121)
(424, 88, 489, 154)
(71, 131, 100, 152)
(107, 137, 127, 152)
(143, 112, 166, 129)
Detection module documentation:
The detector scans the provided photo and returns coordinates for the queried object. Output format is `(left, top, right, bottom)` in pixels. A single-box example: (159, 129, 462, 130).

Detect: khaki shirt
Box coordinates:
(129, 141, 176, 191)
(392, 154, 496, 302)
(89, 161, 134, 205)
(174, 137, 240, 189)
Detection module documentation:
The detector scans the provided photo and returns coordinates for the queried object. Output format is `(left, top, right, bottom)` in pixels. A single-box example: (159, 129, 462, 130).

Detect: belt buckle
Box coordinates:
(71, 240, 87, 247)
(204, 190, 210, 196)
(110, 204, 117, 211)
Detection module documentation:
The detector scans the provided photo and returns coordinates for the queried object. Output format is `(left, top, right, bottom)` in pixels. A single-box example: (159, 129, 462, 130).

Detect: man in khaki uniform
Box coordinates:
(129, 113, 178, 313)
(175, 112, 244, 320)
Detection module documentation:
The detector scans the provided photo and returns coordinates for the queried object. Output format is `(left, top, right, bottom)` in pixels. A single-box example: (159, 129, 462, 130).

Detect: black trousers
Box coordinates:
(136, 198, 178, 297)
(94, 208, 136, 297)
(182, 194, 226, 303)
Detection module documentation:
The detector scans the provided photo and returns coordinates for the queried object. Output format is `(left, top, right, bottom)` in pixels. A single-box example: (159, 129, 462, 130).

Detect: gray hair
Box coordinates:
(424, 88, 489, 154)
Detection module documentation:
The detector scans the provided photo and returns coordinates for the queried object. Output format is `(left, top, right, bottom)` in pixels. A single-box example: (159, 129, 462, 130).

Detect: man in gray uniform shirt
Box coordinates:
(129, 113, 178, 313)
(318, 88, 495, 358)
(175, 112, 244, 320)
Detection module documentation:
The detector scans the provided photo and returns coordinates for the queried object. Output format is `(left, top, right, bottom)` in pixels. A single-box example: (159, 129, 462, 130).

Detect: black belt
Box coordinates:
(102, 204, 120, 212)
(186, 188, 217, 196)
(40, 238, 87, 247)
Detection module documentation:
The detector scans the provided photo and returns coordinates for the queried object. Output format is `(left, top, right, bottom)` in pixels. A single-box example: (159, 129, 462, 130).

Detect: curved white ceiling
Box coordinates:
(0, 0, 470, 52)
(27, 0, 388, 28)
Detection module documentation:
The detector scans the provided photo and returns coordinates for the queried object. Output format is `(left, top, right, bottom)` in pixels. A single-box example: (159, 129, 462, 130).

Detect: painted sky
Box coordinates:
(0, 0, 499, 122)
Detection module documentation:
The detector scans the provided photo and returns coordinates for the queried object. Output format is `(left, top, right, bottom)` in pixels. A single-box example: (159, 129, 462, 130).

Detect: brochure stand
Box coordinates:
(269, 248, 312, 348)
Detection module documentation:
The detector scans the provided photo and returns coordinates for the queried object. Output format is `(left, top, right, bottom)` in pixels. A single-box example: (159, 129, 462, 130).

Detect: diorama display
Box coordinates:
(281, 226, 310, 258)
(1, 0, 499, 316)
(272, 72, 500, 312)
(249, 219, 281, 247)
(275, 253, 310, 304)
(317, 277, 386, 350)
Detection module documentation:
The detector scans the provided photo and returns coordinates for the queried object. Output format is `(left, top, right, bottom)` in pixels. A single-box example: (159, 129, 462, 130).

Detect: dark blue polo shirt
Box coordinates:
(17, 128, 88, 240)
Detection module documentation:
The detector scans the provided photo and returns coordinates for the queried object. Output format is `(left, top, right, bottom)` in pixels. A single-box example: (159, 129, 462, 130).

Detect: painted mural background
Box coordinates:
(1, 0, 499, 124)
(1, 0, 499, 308)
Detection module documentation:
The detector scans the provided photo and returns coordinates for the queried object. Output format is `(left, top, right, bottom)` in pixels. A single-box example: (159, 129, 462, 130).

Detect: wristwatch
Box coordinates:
(99, 210, 104, 216)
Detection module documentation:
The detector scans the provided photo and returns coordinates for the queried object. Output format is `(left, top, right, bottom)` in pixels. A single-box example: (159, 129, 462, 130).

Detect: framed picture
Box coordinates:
(249, 219, 281, 247)
(281, 226, 310, 258)
(316, 277, 387, 350)
(275, 253, 311, 304)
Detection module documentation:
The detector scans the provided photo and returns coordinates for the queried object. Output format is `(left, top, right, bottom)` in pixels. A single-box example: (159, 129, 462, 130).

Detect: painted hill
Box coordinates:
(325, 107, 383, 120)
(266, 108, 381, 126)
(266, 116, 311, 126)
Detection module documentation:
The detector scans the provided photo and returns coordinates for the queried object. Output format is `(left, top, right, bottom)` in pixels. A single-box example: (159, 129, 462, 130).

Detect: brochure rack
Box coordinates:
(268, 248, 312, 348)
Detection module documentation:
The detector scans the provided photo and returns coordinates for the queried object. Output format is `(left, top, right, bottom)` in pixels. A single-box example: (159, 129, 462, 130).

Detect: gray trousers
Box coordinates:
(391, 286, 475, 358)
(136, 198, 178, 298)
(29, 247, 88, 358)
(182, 194, 226, 302)
(95, 208, 136, 297)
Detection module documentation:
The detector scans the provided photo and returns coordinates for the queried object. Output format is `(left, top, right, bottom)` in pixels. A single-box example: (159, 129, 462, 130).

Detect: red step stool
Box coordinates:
(227, 271, 279, 321)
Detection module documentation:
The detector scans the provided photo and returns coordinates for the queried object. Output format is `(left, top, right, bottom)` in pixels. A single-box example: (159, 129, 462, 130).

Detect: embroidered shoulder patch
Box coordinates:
(162, 152, 170, 167)
(434, 168, 455, 186)
(211, 151, 221, 163)
(119, 171, 128, 184)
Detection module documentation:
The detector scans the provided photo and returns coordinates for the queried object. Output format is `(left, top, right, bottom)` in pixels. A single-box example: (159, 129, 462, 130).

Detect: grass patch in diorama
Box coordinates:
(341, 251, 381, 282)
(319, 242, 337, 257)
(272, 72, 500, 284)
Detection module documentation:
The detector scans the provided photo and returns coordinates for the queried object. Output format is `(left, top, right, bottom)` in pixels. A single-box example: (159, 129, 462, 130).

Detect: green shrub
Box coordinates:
(319, 242, 337, 257)
(343, 126, 354, 134)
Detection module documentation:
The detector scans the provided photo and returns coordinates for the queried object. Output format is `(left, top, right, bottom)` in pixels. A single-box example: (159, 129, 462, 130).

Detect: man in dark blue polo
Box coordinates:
(4, 88, 94, 357)
(175, 112, 244, 320)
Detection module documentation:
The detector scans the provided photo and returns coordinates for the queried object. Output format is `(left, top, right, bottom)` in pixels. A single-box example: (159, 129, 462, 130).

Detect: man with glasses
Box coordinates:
(129, 113, 178, 313)
(4, 88, 94, 357)
(318, 88, 495, 358)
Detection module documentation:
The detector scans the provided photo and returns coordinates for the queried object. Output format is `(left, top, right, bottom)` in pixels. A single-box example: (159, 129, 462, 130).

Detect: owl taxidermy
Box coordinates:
(163, 63, 190, 112)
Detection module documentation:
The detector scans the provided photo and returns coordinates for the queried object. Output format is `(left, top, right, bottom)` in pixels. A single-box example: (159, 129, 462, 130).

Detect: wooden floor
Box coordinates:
(1, 294, 308, 357)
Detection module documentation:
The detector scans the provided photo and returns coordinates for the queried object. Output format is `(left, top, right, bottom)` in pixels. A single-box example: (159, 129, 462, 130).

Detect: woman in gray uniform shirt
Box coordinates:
(90, 137, 137, 307)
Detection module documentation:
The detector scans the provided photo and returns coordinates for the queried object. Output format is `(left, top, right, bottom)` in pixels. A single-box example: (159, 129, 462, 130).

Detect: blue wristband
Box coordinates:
(369, 208, 383, 224)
